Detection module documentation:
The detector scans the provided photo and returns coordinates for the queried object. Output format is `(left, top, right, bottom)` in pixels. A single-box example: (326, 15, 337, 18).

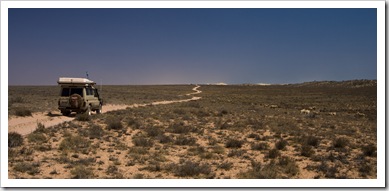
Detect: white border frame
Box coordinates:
(1, 0, 385, 188)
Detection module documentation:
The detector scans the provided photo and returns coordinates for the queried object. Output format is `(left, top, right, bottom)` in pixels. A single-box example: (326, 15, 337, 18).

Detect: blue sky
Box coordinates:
(8, 8, 377, 85)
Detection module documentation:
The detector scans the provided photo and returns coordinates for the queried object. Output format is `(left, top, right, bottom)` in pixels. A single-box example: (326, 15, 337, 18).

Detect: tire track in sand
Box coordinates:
(8, 85, 201, 136)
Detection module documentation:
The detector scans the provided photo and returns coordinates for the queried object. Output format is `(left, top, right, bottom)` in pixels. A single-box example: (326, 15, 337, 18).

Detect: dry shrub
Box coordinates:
(174, 135, 196, 146)
(172, 160, 211, 177)
(238, 160, 279, 179)
(8, 132, 23, 148)
(145, 126, 164, 137)
(13, 162, 40, 175)
(59, 135, 90, 152)
(76, 113, 90, 121)
(362, 145, 376, 157)
(251, 142, 269, 151)
(106, 117, 123, 130)
(267, 148, 280, 159)
(70, 165, 94, 179)
(132, 136, 154, 147)
(15, 108, 32, 117)
(333, 137, 349, 148)
(87, 125, 104, 139)
(225, 138, 243, 148)
(275, 139, 288, 150)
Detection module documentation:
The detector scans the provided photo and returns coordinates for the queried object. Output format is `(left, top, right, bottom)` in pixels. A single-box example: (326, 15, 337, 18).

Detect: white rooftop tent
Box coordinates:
(57, 77, 96, 85)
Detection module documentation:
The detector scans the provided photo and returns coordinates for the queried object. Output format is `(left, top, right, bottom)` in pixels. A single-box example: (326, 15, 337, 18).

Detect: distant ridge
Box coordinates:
(291, 79, 377, 88)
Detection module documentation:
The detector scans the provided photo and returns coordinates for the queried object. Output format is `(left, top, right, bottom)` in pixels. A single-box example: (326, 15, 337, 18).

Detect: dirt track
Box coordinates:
(8, 86, 201, 136)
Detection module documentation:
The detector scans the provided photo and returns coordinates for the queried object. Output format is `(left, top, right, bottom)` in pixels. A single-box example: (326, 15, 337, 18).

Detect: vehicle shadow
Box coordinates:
(46, 112, 77, 118)
(46, 112, 62, 117)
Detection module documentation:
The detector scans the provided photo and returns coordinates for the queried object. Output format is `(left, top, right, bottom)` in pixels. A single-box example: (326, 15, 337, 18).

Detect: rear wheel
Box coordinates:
(61, 110, 71, 116)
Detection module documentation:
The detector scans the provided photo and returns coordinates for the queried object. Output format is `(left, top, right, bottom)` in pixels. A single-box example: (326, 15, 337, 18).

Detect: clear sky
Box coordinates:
(8, 8, 377, 85)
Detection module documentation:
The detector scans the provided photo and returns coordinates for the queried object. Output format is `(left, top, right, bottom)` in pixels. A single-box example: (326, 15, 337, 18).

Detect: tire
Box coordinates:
(69, 94, 83, 108)
(62, 110, 71, 116)
(86, 105, 91, 116)
(96, 105, 102, 114)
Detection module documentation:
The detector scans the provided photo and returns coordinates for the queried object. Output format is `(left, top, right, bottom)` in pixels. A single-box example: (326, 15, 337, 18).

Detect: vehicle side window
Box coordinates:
(94, 89, 99, 97)
(61, 88, 70, 96)
(86, 87, 94, 96)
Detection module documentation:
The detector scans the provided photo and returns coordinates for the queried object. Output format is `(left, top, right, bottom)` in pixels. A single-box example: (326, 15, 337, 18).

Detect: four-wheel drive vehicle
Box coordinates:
(58, 77, 103, 116)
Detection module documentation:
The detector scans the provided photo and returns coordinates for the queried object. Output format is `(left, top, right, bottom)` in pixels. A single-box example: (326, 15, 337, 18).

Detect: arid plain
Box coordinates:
(8, 80, 377, 179)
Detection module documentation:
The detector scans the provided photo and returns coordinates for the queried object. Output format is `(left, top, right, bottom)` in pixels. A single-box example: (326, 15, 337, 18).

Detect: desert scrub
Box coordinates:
(9, 96, 24, 104)
(70, 165, 94, 179)
(106, 117, 124, 130)
(27, 131, 48, 144)
(211, 145, 225, 154)
(127, 117, 142, 129)
(168, 122, 193, 134)
(170, 160, 212, 178)
(218, 161, 233, 170)
(362, 145, 376, 157)
(144, 126, 164, 137)
(304, 135, 320, 147)
(225, 138, 243, 148)
(238, 160, 279, 179)
(251, 142, 269, 151)
(59, 135, 90, 153)
(267, 148, 280, 159)
(8, 132, 23, 148)
(333, 137, 349, 148)
(76, 113, 90, 121)
(132, 136, 154, 147)
(227, 149, 246, 157)
(174, 135, 196, 146)
(14, 107, 32, 117)
(13, 162, 40, 175)
(106, 165, 124, 178)
(275, 139, 288, 150)
(278, 156, 299, 176)
(300, 145, 315, 157)
(86, 125, 104, 139)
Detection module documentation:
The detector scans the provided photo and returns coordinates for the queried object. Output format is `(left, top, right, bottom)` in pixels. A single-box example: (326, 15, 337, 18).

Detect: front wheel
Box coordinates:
(86, 106, 91, 116)
(96, 105, 102, 114)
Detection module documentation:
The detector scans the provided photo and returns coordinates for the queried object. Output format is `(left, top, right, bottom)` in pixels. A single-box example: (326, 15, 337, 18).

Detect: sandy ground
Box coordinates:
(8, 86, 201, 136)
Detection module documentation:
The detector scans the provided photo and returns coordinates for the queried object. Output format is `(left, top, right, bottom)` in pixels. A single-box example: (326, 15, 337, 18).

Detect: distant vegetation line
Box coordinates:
(8, 79, 377, 86)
